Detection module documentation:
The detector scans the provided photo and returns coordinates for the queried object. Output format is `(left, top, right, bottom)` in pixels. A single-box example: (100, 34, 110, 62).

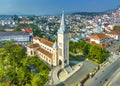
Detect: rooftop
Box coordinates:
(108, 30, 120, 35)
(0, 31, 29, 36)
(91, 33, 107, 40)
(34, 36, 54, 48)
(25, 28, 32, 33)
(28, 43, 39, 48)
(37, 47, 53, 59)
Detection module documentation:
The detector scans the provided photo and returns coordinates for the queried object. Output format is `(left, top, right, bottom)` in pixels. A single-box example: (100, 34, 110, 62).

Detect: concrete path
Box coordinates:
(52, 66, 61, 85)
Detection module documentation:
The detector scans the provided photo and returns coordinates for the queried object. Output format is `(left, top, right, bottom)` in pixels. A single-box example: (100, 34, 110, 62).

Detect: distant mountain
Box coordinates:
(0, 14, 35, 18)
(71, 5, 120, 16)
(103, 8, 117, 13)
(71, 12, 105, 16)
(103, 5, 120, 13)
(0, 15, 13, 18)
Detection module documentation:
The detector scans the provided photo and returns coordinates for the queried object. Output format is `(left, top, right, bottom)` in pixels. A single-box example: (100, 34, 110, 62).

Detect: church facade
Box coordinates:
(27, 12, 69, 68)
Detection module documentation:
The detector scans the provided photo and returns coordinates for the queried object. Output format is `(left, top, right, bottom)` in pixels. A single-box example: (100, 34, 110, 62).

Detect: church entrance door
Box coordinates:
(59, 60, 62, 65)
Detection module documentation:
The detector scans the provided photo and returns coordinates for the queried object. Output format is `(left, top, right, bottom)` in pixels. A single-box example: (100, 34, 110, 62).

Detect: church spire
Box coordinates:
(58, 11, 68, 33)
(60, 10, 66, 30)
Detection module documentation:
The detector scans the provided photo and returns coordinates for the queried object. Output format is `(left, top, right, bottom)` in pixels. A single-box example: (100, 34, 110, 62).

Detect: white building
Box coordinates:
(106, 30, 120, 41)
(90, 33, 109, 45)
(0, 31, 31, 45)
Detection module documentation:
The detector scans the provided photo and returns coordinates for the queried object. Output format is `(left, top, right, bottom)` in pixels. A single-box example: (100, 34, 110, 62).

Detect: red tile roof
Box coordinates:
(108, 30, 120, 35)
(91, 33, 107, 40)
(34, 36, 54, 47)
(25, 28, 32, 33)
(37, 47, 52, 59)
(20, 20, 25, 23)
(28, 43, 39, 48)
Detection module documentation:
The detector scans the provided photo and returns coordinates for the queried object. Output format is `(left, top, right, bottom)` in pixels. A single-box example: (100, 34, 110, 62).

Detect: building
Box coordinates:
(89, 33, 112, 48)
(27, 11, 69, 68)
(90, 33, 108, 44)
(106, 30, 120, 41)
(0, 31, 31, 45)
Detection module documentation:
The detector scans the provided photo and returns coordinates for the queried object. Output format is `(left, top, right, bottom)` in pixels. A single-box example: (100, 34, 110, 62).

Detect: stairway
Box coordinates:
(64, 65, 73, 74)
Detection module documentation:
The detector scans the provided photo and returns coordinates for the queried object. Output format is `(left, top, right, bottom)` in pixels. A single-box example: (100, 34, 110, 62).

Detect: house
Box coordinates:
(106, 30, 120, 41)
(20, 20, 25, 24)
(86, 34, 91, 39)
(24, 28, 33, 36)
(90, 33, 111, 48)
(20, 20, 33, 24)
(27, 20, 33, 24)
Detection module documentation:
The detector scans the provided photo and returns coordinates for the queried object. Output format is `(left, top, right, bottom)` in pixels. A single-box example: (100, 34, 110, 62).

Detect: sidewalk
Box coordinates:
(52, 66, 62, 85)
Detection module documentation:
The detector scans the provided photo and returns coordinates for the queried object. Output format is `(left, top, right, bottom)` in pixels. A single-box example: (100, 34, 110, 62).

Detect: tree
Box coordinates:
(28, 15, 35, 21)
(0, 29, 5, 32)
(0, 41, 50, 85)
(113, 25, 120, 30)
(69, 39, 109, 63)
(118, 45, 120, 51)
(28, 24, 42, 37)
(87, 44, 109, 63)
(14, 27, 21, 31)
(69, 41, 75, 52)
(82, 43, 90, 55)
(0, 41, 26, 85)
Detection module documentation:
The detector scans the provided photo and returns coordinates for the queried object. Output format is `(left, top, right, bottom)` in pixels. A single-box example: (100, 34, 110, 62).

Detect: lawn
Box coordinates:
(69, 55, 80, 61)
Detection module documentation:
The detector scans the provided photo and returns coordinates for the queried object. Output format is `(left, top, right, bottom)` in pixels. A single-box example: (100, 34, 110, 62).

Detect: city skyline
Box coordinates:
(0, 0, 120, 15)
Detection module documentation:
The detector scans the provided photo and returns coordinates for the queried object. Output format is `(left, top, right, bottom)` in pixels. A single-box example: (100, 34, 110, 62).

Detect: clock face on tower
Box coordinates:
(58, 35, 63, 42)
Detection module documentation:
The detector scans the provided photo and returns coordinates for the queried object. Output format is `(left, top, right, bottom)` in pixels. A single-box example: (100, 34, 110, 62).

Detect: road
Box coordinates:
(110, 68, 120, 86)
(106, 41, 119, 53)
(85, 58, 120, 86)
(56, 60, 97, 86)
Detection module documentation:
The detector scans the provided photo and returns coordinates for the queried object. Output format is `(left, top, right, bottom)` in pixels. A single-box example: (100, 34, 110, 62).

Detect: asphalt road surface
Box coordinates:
(85, 58, 120, 86)
(56, 60, 97, 86)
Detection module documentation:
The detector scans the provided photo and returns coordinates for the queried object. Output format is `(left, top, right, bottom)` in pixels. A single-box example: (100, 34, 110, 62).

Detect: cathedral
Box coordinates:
(27, 11, 69, 68)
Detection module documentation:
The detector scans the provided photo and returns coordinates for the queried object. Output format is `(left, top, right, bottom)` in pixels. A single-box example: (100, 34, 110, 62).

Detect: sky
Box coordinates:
(0, 0, 120, 15)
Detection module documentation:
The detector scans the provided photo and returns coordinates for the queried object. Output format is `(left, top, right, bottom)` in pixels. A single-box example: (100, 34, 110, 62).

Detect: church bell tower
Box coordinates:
(57, 11, 69, 68)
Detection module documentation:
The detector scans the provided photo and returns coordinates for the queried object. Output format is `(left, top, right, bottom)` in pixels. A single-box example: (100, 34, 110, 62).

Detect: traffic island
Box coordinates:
(58, 62, 83, 82)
